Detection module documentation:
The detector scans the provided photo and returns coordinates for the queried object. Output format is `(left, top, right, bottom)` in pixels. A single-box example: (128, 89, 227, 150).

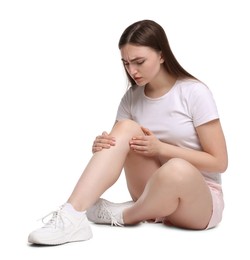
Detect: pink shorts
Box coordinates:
(206, 181, 224, 229)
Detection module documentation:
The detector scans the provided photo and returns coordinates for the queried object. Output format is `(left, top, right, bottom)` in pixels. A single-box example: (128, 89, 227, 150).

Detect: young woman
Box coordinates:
(28, 19, 228, 245)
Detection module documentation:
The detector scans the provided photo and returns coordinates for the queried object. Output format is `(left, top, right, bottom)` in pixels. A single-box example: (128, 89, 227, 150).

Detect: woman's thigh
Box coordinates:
(124, 158, 213, 229)
(124, 151, 161, 201)
(159, 159, 213, 229)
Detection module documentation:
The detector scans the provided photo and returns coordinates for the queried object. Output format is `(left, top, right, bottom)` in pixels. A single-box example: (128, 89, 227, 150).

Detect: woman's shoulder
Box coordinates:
(176, 78, 211, 95)
(175, 78, 217, 108)
(177, 78, 207, 89)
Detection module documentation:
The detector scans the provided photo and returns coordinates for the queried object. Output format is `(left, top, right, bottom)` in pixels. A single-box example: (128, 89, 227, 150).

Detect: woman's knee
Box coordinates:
(113, 119, 142, 134)
(154, 158, 199, 185)
(115, 119, 140, 129)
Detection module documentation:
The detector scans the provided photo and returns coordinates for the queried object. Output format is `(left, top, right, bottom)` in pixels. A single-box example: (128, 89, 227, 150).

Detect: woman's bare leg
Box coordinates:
(68, 117, 212, 229)
(67, 119, 145, 211)
(123, 158, 213, 229)
(124, 151, 161, 201)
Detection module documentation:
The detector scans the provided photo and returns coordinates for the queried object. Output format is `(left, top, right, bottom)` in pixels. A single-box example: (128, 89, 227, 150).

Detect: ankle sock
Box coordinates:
(63, 203, 86, 218)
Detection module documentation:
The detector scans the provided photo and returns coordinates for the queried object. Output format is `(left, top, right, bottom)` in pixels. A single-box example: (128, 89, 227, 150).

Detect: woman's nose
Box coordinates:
(129, 65, 138, 76)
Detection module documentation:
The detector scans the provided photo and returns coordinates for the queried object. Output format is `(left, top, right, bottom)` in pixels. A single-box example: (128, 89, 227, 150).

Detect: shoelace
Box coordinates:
(40, 205, 65, 229)
(98, 200, 123, 227)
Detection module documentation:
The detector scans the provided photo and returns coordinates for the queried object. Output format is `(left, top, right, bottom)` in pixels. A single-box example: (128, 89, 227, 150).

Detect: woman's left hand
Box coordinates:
(129, 127, 162, 157)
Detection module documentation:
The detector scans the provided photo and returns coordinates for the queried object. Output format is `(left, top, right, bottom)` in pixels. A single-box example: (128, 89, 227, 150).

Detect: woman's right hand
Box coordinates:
(92, 131, 116, 153)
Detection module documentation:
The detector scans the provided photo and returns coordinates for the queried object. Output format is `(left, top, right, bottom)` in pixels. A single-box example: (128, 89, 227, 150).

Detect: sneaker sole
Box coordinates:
(28, 227, 93, 245)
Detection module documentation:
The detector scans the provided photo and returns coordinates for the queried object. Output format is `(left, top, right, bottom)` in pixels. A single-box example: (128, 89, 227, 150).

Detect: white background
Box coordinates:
(0, 0, 249, 259)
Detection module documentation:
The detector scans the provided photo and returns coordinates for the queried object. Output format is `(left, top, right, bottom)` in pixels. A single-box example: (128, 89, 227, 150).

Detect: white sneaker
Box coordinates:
(28, 205, 93, 245)
(86, 198, 134, 226)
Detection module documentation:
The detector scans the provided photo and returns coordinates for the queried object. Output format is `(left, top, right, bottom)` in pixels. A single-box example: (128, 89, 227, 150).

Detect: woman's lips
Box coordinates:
(134, 77, 143, 82)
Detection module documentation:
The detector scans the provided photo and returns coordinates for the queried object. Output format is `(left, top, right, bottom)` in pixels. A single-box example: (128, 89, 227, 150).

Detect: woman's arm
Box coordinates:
(130, 119, 228, 173)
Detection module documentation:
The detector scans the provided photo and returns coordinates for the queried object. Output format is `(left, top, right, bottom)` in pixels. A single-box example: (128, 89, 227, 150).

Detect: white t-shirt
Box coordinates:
(116, 78, 221, 184)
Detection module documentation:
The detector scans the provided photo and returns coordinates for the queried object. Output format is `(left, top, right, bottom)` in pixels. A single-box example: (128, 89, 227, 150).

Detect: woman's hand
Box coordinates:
(129, 127, 162, 157)
(92, 131, 116, 153)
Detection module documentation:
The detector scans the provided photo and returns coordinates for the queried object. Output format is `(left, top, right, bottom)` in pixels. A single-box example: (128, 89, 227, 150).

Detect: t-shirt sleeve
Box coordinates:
(115, 89, 133, 121)
(188, 83, 219, 127)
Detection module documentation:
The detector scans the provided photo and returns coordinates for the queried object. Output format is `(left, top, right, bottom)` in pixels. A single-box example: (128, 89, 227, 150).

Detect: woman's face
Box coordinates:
(120, 44, 164, 86)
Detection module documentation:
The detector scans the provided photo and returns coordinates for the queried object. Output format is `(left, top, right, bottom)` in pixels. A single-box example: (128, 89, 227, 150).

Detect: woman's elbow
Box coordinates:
(217, 157, 228, 173)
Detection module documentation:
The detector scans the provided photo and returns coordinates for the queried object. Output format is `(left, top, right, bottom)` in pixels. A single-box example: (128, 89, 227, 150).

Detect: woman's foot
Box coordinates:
(86, 198, 134, 226)
(28, 204, 93, 245)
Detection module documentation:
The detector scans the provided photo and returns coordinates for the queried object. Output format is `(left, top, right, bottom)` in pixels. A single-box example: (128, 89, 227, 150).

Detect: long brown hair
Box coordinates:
(118, 20, 196, 86)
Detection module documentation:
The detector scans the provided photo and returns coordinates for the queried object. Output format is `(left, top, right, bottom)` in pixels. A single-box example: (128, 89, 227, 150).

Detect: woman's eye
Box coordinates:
(123, 60, 145, 66)
(137, 60, 145, 65)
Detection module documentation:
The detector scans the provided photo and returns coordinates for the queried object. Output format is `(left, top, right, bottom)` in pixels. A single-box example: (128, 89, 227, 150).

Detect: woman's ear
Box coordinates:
(159, 52, 164, 64)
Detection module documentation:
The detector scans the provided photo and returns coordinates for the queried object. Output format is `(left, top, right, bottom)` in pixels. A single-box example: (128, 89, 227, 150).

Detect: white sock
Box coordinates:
(63, 203, 86, 218)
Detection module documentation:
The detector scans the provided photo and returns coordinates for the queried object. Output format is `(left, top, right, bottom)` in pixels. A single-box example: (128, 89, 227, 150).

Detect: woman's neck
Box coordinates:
(145, 73, 177, 98)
